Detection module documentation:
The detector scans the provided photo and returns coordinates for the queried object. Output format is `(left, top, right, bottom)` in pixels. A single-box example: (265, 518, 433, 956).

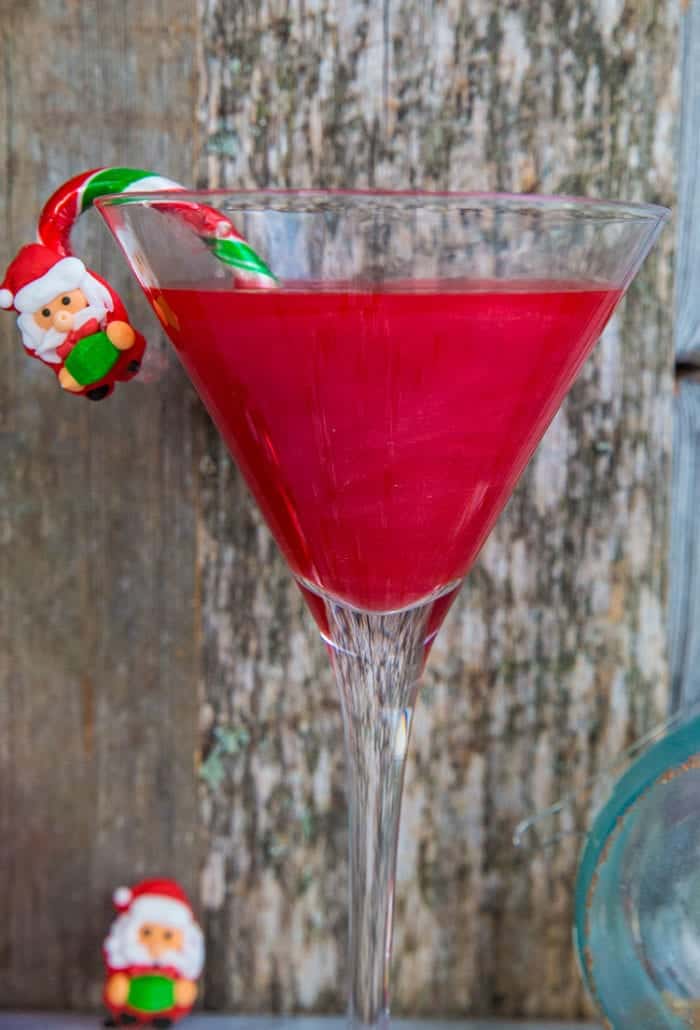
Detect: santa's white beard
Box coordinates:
(104, 909, 204, 981)
(17, 274, 112, 365)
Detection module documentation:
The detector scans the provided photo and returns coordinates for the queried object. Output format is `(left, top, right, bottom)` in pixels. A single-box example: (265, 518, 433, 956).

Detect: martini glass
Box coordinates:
(96, 190, 667, 1028)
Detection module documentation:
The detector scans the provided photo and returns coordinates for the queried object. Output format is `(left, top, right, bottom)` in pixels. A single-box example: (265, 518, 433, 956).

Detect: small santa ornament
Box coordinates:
(103, 879, 205, 1028)
(1, 243, 145, 400)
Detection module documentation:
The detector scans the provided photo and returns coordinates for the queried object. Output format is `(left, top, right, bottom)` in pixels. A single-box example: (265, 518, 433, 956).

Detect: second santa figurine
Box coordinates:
(103, 879, 205, 1027)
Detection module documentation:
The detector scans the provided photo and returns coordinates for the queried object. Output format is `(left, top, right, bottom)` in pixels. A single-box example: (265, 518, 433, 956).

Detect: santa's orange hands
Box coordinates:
(105, 972, 130, 1006)
(58, 367, 82, 393)
(174, 978, 198, 1008)
(106, 320, 135, 350)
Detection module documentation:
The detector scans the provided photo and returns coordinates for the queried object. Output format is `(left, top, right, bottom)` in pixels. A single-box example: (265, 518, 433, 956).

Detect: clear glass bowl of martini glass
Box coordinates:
(96, 190, 668, 1029)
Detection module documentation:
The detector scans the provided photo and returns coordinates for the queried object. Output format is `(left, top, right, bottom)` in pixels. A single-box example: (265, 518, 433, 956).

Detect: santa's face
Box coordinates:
(33, 288, 87, 334)
(17, 272, 113, 365)
(104, 898, 204, 980)
(137, 921, 185, 961)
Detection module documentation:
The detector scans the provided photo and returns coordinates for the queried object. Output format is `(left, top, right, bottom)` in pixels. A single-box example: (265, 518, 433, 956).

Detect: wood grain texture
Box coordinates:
(669, 381, 700, 710)
(674, 0, 700, 364)
(196, 0, 678, 1019)
(668, 1, 700, 712)
(0, 0, 199, 1010)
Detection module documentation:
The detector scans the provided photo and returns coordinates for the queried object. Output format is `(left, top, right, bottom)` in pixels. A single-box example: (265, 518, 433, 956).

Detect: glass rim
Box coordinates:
(95, 187, 671, 223)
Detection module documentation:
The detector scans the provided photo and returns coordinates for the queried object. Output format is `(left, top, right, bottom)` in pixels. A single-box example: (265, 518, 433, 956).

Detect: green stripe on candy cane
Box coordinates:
(202, 236, 281, 282)
(79, 168, 181, 212)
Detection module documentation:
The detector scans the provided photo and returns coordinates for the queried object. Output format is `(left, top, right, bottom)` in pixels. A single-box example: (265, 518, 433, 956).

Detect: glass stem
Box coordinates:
(324, 598, 430, 1030)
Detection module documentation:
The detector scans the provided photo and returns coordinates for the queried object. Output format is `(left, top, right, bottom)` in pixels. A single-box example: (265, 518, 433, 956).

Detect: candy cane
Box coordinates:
(37, 167, 278, 288)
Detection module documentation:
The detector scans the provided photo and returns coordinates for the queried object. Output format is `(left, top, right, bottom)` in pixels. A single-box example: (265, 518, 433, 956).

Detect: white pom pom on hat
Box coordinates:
(113, 886, 133, 910)
(0, 289, 13, 309)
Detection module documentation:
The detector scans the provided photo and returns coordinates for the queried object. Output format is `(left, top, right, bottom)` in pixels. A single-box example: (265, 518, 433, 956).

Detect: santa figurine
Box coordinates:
(103, 878, 205, 1027)
(0, 243, 145, 400)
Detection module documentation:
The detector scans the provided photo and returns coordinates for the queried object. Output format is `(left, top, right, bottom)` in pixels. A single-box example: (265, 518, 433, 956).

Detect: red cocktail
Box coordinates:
(159, 281, 620, 612)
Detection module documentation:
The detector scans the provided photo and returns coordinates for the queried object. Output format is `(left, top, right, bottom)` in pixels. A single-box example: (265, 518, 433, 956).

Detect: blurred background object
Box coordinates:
(0, 0, 684, 1020)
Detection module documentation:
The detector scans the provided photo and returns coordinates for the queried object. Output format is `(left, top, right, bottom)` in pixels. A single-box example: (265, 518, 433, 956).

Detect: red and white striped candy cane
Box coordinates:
(37, 167, 278, 288)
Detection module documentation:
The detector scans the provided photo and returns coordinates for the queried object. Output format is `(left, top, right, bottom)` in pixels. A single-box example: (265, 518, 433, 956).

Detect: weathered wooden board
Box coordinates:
(196, 0, 678, 1019)
(669, 381, 700, 710)
(0, 0, 199, 1011)
(668, 0, 700, 712)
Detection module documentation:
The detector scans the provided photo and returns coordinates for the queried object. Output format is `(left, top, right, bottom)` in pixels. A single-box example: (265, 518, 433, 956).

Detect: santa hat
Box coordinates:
(0, 244, 86, 314)
(112, 878, 196, 928)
